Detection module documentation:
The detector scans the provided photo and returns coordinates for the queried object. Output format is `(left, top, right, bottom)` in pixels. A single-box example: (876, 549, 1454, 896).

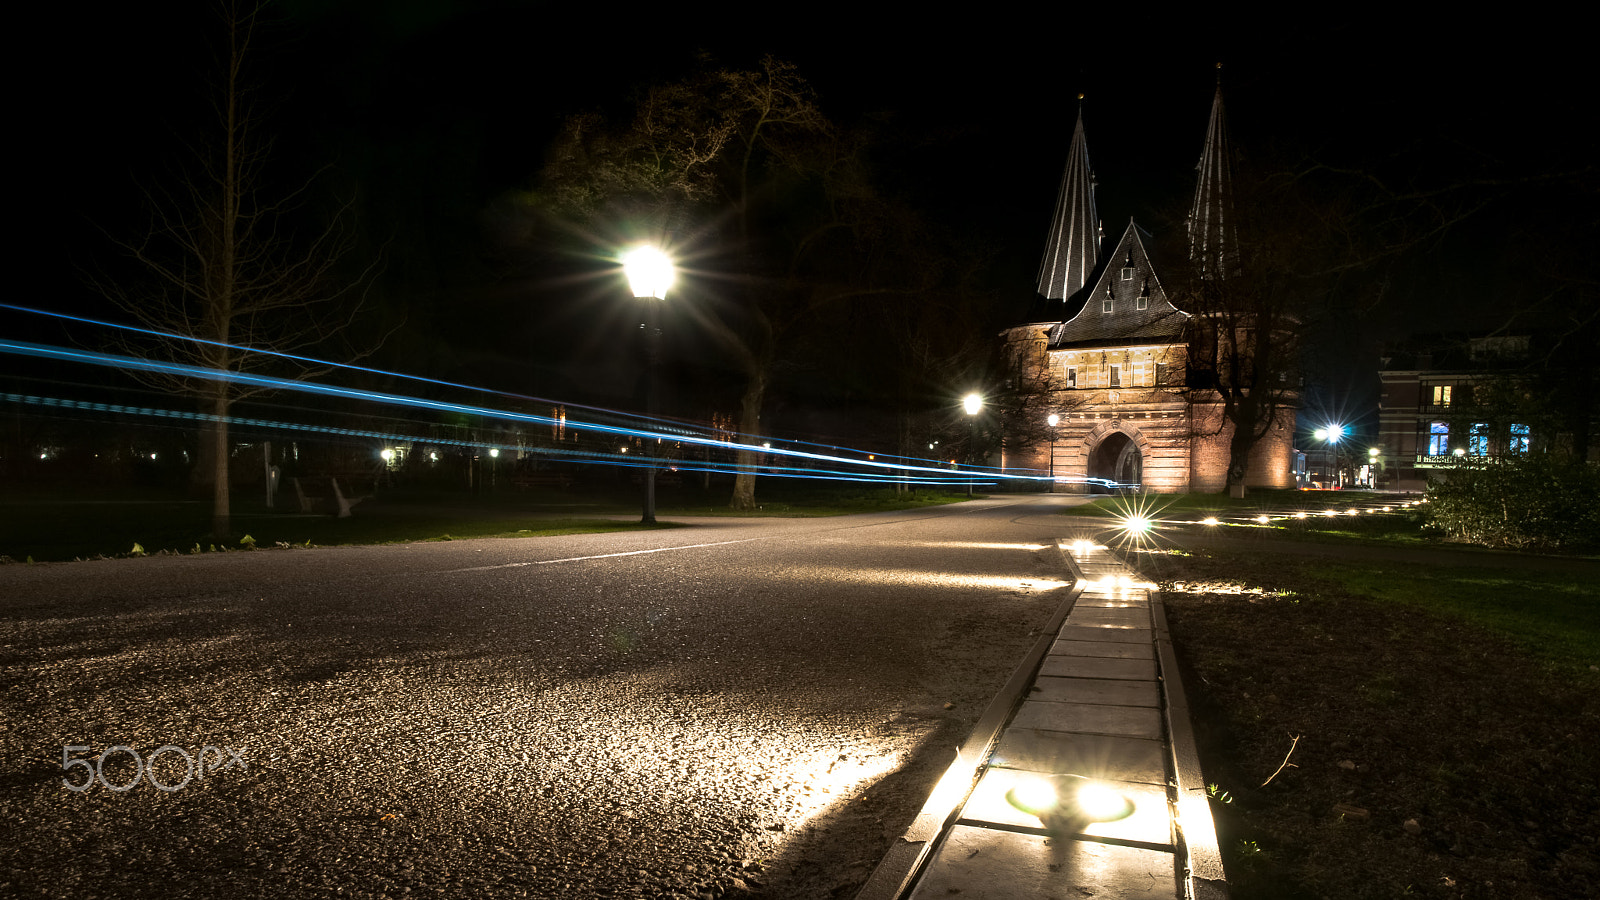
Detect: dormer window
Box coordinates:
(1121, 266, 1134, 281)
(1102, 292, 1113, 314)
(1137, 280, 1150, 310)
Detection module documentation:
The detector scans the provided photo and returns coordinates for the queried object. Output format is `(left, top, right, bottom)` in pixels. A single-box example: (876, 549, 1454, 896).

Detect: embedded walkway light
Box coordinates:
(621, 245, 675, 524)
(1006, 773, 1135, 834)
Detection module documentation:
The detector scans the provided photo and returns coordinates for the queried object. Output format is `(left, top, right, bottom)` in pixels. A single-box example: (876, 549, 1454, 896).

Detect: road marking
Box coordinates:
(444, 538, 765, 572)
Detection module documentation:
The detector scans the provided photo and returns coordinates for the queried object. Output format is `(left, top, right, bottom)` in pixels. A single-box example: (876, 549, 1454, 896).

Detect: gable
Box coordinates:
(1048, 221, 1188, 348)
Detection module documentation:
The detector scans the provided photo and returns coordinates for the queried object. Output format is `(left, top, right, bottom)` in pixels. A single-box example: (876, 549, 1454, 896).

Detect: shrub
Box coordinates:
(1425, 453, 1600, 550)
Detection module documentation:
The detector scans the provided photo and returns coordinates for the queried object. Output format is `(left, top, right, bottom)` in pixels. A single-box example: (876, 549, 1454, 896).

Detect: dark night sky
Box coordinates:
(29, 4, 1593, 431)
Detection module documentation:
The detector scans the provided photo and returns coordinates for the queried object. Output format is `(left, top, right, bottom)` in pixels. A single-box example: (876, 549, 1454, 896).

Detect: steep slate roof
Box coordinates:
(1035, 104, 1101, 304)
(1048, 220, 1188, 348)
(1188, 69, 1238, 278)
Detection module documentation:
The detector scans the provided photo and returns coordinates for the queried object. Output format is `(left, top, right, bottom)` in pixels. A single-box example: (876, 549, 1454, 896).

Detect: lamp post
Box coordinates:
(623, 245, 674, 525)
(1047, 413, 1060, 492)
(963, 392, 983, 496)
(1313, 424, 1346, 489)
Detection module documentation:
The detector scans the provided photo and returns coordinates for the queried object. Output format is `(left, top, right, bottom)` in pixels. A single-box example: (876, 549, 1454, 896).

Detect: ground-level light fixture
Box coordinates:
(1006, 774, 1135, 832)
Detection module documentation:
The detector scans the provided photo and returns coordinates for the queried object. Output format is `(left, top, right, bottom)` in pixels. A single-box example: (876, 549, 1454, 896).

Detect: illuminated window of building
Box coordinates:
(1469, 423, 1489, 456)
(1510, 423, 1530, 453)
(1432, 385, 1452, 407)
(1109, 365, 1121, 387)
(1066, 366, 1077, 388)
(1427, 421, 1450, 455)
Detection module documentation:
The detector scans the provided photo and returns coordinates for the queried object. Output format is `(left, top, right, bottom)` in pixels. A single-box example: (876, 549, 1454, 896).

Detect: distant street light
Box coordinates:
(963, 392, 983, 496)
(623, 245, 675, 525)
(1313, 424, 1346, 489)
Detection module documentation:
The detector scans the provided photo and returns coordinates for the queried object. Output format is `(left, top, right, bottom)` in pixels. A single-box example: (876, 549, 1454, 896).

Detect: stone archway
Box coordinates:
(1086, 429, 1144, 493)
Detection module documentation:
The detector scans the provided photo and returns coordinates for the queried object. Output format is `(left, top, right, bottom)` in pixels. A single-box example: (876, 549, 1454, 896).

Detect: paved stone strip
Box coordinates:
(895, 533, 1225, 900)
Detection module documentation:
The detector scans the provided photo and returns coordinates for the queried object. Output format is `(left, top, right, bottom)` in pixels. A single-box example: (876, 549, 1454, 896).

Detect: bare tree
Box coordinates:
(532, 56, 948, 509)
(97, 1, 379, 538)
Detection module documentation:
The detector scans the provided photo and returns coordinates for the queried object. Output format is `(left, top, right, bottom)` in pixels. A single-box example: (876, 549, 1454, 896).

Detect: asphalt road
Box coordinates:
(0, 494, 1094, 899)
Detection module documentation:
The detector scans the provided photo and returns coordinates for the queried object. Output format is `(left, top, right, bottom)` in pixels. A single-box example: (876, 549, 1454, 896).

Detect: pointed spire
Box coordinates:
(1037, 98, 1102, 302)
(1189, 64, 1238, 278)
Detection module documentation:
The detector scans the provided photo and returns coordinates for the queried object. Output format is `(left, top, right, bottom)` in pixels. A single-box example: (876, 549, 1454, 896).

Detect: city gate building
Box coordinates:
(999, 80, 1295, 493)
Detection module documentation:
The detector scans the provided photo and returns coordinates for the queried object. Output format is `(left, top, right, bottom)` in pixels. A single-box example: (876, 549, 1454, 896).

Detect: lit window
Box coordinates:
(1432, 385, 1452, 407)
(1066, 366, 1077, 388)
(1509, 423, 1530, 453)
(1427, 421, 1450, 455)
(1469, 423, 1489, 456)
(1109, 365, 1121, 387)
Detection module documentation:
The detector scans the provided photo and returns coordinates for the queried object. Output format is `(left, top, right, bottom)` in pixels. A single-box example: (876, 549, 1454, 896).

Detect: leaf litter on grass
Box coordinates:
(1144, 548, 1600, 900)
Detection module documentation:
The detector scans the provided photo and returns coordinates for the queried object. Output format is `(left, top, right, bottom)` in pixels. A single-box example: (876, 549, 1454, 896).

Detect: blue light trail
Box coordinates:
(1, 338, 1060, 487)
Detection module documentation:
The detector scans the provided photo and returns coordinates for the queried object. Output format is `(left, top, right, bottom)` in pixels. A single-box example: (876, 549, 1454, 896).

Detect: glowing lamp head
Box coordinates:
(1201, 516, 1219, 526)
(963, 393, 983, 416)
(622, 245, 674, 299)
(1047, 413, 1060, 427)
(1122, 515, 1152, 534)
(1005, 774, 1135, 829)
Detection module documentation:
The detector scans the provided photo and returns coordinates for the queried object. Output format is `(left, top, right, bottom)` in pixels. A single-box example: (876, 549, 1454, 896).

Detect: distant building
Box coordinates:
(999, 78, 1294, 493)
(1377, 333, 1585, 490)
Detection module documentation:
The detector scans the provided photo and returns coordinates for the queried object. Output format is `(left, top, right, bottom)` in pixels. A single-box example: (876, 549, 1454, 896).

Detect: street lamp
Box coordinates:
(1046, 413, 1060, 492)
(1313, 424, 1346, 489)
(963, 392, 983, 496)
(623, 245, 675, 525)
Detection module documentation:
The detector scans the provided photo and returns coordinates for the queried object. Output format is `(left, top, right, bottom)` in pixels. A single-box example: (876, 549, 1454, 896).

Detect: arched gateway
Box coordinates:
(1089, 431, 1142, 490)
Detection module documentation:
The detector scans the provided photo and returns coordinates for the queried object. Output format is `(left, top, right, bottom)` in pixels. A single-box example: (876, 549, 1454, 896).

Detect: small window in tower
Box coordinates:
(1137, 281, 1150, 310)
(1121, 266, 1134, 281)
(1109, 364, 1121, 387)
(1102, 294, 1112, 314)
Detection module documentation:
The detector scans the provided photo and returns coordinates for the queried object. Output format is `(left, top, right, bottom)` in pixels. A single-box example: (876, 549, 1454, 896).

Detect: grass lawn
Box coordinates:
(0, 481, 973, 562)
(1123, 539, 1600, 899)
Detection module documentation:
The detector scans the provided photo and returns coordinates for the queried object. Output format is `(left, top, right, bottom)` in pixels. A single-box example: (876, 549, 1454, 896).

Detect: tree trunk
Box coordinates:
(729, 370, 765, 511)
(210, 384, 231, 540)
(1224, 397, 1259, 497)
